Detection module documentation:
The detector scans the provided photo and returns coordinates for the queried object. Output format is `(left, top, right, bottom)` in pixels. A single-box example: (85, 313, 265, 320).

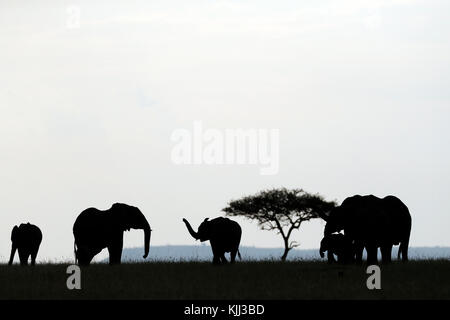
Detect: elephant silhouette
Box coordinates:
(319, 233, 355, 264)
(9, 223, 42, 266)
(183, 217, 242, 264)
(319, 195, 412, 264)
(73, 203, 151, 265)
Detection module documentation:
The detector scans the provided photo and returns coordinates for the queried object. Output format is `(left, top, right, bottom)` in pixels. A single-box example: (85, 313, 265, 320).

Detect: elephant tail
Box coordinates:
(237, 249, 242, 260)
(74, 241, 78, 264)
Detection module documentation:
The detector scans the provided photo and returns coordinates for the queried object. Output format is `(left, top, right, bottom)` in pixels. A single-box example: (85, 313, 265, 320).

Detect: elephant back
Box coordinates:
(337, 195, 387, 240)
(16, 223, 42, 246)
(73, 208, 112, 247)
(209, 217, 242, 250)
(214, 217, 241, 233)
(381, 196, 412, 242)
(338, 194, 411, 245)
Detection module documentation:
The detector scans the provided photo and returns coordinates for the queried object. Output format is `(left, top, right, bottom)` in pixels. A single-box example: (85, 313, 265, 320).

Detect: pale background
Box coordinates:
(1, 0, 449, 262)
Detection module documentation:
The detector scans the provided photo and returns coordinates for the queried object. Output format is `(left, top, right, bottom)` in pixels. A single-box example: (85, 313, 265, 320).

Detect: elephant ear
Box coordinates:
(317, 210, 330, 221)
(11, 226, 19, 242)
(198, 218, 213, 241)
(320, 205, 343, 222)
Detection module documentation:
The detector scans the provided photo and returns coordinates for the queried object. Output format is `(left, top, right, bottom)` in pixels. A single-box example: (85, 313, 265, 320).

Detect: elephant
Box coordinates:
(320, 195, 412, 264)
(73, 203, 151, 265)
(183, 217, 242, 264)
(319, 233, 355, 264)
(9, 223, 43, 266)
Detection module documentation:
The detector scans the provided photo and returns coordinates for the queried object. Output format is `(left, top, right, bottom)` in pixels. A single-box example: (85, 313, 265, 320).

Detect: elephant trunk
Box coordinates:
(183, 218, 199, 240)
(143, 222, 151, 259)
(319, 247, 325, 258)
(319, 237, 327, 258)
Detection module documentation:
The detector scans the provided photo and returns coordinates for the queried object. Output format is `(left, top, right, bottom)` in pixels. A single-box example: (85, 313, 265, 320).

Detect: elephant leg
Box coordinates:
(211, 245, 221, 265)
(366, 245, 378, 265)
(220, 253, 228, 264)
(380, 244, 392, 264)
(230, 250, 237, 263)
(212, 255, 221, 265)
(343, 252, 352, 264)
(335, 247, 345, 264)
(9, 244, 17, 265)
(18, 249, 29, 266)
(399, 239, 409, 262)
(81, 253, 95, 266)
(354, 243, 364, 264)
(387, 246, 393, 263)
(30, 248, 38, 266)
(76, 247, 98, 266)
(327, 251, 336, 264)
(108, 235, 124, 265)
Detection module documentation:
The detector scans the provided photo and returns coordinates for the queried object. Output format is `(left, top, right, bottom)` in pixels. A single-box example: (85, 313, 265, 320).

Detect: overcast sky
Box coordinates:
(1, 0, 449, 262)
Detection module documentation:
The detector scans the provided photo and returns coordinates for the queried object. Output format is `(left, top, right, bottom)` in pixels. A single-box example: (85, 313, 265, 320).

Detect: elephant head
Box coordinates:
(319, 233, 355, 264)
(319, 206, 346, 236)
(183, 218, 212, 242)
(319, 234, 341, 258)
(110, 203, 151, 258)
(318, 195, 369, 237)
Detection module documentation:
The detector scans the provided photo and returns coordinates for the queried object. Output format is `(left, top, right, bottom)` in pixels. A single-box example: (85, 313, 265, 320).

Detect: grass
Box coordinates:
(0, 260, 449, 300)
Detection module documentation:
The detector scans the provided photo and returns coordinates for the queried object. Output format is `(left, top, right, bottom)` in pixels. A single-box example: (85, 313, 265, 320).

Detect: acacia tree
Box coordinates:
(223, 188, 336, 261)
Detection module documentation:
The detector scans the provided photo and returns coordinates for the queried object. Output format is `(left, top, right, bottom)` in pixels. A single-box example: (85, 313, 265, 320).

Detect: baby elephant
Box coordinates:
(9, 223, 43, 266)
(319, 233, 354, 264)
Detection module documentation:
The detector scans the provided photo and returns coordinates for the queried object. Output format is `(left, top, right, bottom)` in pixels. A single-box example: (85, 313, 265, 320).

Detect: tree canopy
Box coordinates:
(223, 188, 336, 261)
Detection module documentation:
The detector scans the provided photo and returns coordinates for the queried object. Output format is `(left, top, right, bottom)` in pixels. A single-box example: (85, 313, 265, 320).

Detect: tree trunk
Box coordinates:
(281, 238, 290, 261)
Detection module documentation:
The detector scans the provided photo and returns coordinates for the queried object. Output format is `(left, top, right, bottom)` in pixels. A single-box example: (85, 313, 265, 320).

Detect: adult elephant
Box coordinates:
(320, 195, 412, 264)
(183, 217, 242, 264)
(73, 203, 151, 265)
(8, 223, 43, 266)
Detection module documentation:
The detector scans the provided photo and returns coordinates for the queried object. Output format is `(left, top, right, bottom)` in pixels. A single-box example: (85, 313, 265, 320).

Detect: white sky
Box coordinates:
(1, 0, 449, 262)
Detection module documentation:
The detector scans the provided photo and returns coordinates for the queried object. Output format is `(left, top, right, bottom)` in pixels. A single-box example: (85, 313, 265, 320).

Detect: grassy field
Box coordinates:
(0, 260, 449, 300)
